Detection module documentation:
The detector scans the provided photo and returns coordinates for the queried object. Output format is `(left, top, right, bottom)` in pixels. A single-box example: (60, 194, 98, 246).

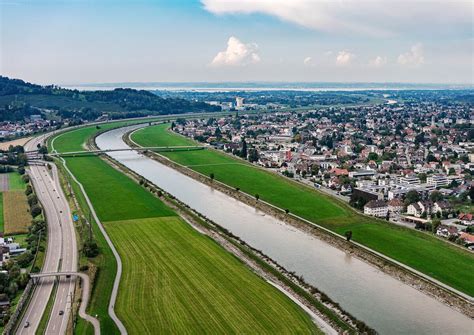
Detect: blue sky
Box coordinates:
(1, 0, 472, 84)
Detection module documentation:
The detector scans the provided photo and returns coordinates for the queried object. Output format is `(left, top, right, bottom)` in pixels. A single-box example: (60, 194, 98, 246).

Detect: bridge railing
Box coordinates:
(49, 146, 205, 157)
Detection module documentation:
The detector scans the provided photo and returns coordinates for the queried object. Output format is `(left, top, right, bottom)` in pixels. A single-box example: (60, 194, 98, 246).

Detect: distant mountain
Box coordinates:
(0, 76, 220, 122)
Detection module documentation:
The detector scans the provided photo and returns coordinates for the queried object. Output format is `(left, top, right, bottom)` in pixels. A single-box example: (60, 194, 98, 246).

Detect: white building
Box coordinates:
(400, 174, 420, 185)
(427, 174, 449, 188)
(364, 200, 388, 217)
(236, 97, 244, 108)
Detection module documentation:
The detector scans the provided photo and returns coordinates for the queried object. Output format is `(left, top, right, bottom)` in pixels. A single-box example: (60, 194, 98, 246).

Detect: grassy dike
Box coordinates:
(131, 124, 474, 297)
(50, 124, 320, 334)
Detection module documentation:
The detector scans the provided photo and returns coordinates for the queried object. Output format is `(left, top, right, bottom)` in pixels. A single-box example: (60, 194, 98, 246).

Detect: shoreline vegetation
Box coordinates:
(128, 123, 474, 314)
(47, 122, 364, 334)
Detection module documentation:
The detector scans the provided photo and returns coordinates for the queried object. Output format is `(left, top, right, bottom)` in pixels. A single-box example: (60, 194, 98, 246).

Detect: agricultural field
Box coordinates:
(7, 172, 26, 190)
(131, 124, 474, 296)
(3, 190, 30, 235)
(51, 124, 319, 334)
(106, 217, 317, 334)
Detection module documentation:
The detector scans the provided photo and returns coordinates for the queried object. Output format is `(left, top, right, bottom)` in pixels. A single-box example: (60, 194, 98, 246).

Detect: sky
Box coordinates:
(1, 0, 473, 85)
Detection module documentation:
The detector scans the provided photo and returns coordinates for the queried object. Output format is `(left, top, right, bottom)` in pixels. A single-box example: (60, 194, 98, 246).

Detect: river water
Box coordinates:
(96, 125, 473, 335)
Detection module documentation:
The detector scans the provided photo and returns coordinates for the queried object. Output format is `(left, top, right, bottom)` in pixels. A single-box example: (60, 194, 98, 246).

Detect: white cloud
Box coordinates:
(336, 51, 355, 66)
(202, 0, 470, 36)
(370, 56, 388, 67)
(211, 36, 260, 67)
(398, 44, 424, 66)
(303, 56, 315, 67)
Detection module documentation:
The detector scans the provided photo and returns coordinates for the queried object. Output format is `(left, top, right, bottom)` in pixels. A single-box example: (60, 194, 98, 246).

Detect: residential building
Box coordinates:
(364, 200, 388, 217)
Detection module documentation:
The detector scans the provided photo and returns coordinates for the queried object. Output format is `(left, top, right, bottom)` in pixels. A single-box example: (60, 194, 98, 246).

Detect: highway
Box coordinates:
(17, 136, 77, 335)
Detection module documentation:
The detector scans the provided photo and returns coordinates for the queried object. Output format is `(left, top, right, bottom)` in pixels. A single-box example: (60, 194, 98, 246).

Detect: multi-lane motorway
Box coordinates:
(17, 136, 77, 334)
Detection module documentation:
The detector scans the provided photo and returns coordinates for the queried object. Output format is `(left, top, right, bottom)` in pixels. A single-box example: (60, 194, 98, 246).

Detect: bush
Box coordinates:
(83, 240, 99, 258)
(27, 194, 38, 206)
(25, 185, 33, 196)
(15, 251, 34, 268)
(30, 204, 42, 218)
(22, 174, 30, 183)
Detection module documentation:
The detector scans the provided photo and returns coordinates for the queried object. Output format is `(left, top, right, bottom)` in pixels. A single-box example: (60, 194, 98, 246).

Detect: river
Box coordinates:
(96, 125, 473, 335)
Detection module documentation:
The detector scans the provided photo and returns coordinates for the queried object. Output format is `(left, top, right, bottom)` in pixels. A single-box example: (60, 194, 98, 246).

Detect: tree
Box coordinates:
(429, 191, 443, 202)
(431, 218, 441, 233)
(404, 190, 420, 205)
(15, 251, 34, 268)
(367, 152, 379, 161)
(25, 185, 33, 196)
(255, 194, 260, 201)
(83, 240, 99, 257)
(240, 138, 247, 159)
(27, 194, 38, 206)
(38, 145, 48, 154)
(209, 173, 215, 181)
(418, 173, 427, 183)
(248, 148, 259, 163)
(344, 231, 353, 241)
(214, 127, 222, 139)
(22, 174, 30, 183)
(30, 204, 42, 217)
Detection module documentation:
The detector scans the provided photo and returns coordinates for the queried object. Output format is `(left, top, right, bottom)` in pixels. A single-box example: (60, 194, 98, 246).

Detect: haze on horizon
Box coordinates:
(1, 0, 473, 85)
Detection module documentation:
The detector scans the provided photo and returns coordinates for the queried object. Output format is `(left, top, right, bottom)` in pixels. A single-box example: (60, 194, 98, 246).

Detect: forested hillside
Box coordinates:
(0, 76, 220, 121)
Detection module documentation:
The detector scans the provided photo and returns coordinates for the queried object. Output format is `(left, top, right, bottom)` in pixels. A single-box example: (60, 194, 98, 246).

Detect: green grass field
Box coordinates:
(8, 172, 26, 190)
(131, 124, 474, 297)
(51, 124, 318, 334)
(63, 156, 174, 222)
(106, 217, 317, 334)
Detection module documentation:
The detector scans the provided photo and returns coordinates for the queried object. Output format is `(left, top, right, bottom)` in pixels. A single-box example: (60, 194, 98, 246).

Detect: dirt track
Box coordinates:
(0, 174, 9, 192)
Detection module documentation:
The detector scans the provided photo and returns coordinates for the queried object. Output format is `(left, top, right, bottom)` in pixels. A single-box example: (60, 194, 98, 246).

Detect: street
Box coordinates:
(17, 136, 77, 335)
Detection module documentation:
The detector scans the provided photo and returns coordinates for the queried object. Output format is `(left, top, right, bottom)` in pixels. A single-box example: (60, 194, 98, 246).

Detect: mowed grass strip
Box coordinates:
(3, 190, 30, 234)
(63, 156, 174, 222)
(106, 217, 317, 335)
(132, 124, 474, 296)
(133, 127, 346, 220)
(7, 172, 26, 190)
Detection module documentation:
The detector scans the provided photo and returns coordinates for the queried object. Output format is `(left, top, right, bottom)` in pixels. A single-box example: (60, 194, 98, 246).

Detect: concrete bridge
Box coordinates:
(30, 272, 100, 335)
(47, 146, 205, 157)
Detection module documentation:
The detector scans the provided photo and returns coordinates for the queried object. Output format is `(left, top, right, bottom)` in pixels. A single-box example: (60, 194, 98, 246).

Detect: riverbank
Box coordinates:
(125, 126, 474, 318)
(97, 139, 375, 334)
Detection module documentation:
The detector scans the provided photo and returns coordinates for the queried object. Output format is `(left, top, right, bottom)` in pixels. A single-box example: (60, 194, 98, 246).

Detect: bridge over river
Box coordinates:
(34, 145, 205, 157)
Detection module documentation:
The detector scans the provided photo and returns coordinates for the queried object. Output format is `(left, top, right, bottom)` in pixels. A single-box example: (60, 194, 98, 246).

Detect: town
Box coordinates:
(171, 96, 474, 249)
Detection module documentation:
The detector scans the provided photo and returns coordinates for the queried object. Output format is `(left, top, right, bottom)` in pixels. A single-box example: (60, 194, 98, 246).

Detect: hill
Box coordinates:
(0, 76, 220, 122)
